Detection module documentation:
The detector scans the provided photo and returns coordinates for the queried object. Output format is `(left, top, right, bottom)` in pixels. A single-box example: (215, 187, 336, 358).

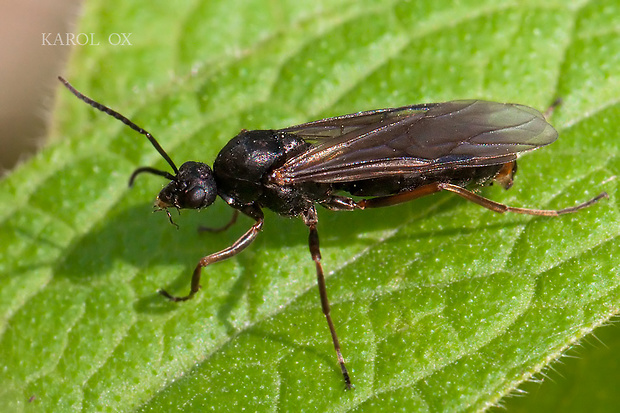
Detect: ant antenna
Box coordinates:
(128, 167, 176, 187)
(57, 76, 179, 177)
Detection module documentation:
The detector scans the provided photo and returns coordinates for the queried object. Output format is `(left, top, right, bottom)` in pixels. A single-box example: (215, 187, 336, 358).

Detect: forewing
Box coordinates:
(279, 103, 436, 141)
(274, 100, 557, 184)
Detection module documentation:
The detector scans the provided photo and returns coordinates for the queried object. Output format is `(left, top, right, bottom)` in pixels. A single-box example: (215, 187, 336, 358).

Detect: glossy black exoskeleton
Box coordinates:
(59, 76, 607, 389)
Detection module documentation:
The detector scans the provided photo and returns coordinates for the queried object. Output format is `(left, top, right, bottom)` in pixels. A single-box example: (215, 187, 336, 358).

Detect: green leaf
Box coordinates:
(1, 0, 619, 411)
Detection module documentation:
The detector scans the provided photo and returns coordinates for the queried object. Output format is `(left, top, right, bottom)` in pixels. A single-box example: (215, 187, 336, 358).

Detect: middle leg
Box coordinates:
(303, 205, 352, 389)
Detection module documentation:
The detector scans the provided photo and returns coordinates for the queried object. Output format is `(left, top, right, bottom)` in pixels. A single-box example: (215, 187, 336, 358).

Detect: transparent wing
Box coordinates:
(273, 100, 557, 184)
(279, 103, 437, 142)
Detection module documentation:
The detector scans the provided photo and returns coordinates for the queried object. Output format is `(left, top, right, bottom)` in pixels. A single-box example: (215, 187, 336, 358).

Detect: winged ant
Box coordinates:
(59, 76, 607, 389)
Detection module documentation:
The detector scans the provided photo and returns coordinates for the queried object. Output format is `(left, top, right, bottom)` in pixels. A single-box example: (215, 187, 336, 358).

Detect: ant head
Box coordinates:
(58, 76, 218, 222)
(152, 161, 217, 210)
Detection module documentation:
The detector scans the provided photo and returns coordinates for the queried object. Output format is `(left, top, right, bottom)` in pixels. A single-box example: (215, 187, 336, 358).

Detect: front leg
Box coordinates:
(159, 205, 264, 302)
(198, 209, 240, 233)
(303, 206, 352, 389)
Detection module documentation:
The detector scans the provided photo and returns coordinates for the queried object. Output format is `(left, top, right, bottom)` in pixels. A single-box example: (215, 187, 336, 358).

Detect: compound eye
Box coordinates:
(181, 186, 206, 209)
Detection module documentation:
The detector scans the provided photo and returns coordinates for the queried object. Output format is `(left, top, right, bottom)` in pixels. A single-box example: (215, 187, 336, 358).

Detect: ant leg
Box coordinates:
(356, 183, 444, 209)
(320, 195, 362, 211)
(198, 209, 240, 233)
(160, 207, 264, 302)
(439, 183, 607, 216)
(544, 98, 562, 119)
(303, 206, 352, 390)
(357, 182, 607, 216)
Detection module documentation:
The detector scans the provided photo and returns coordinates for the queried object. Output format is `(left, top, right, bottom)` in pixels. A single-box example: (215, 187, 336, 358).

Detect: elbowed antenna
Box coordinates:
(57, 76, 180, 178)
(128, 167, 176, 187)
